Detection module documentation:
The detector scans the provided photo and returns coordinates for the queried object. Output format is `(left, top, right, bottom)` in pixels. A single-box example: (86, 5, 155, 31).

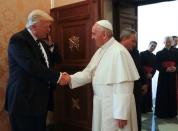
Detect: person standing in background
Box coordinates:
(172, 36, 178, 48)
(5, 9, 66, 131)
(155, 36, 178, 118)
(120, 28, 147, 131)
(140, 41, 157, 113)
(172, 36, 178, 109)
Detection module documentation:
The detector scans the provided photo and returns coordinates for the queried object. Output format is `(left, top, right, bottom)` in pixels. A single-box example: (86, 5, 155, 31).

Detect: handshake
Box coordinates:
(58, 72, 71, 86)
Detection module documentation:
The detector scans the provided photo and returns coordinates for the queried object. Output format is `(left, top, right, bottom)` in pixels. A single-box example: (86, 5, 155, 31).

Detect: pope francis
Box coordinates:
(61, 20, 140, 131)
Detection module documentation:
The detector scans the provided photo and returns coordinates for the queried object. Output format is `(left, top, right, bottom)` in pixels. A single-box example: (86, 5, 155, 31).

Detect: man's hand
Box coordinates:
(146, 73, 152, 79)
(167, 66, 176, 72)
(116, 119, 127, 129)
(141, 84, 148, 95)
(58, 72, 71, 86)
(47, 34, 54, 46)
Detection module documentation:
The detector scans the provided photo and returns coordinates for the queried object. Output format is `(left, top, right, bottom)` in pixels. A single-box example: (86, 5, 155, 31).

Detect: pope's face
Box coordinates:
(91, 24, 105, 47)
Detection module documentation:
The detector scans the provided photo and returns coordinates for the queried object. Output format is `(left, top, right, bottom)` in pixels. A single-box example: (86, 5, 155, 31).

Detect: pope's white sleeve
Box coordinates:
(69, 48, 102, 89)
(112, 81, 134, 120)
(70, 67, 92, 89)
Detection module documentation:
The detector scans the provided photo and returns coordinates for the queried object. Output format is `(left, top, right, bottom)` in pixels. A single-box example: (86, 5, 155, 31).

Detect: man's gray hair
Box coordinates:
(164, 36, 173, 44)
(120, 28, 137, 40)
(26, 9, 54, 28)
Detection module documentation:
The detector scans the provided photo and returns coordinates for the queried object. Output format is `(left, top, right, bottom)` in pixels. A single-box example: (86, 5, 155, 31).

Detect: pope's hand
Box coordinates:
(116, 119, 127, 129)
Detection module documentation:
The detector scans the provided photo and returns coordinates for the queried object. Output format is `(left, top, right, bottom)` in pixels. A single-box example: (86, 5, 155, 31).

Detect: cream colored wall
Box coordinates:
(55, 0, 86, 7)
(0, 1, 51, 131)
(103, 0, 113, 23)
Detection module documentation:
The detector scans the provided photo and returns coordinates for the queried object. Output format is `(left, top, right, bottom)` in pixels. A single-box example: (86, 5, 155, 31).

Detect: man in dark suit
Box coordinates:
(120, 28, 148, 131)
(5, 9, 68, 131)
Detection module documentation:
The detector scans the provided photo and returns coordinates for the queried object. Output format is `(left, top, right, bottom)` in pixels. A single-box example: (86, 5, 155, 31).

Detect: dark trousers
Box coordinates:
(134, 85, 142, 131)
(9, 114, 47, 131)
(135, 99, 141, 131)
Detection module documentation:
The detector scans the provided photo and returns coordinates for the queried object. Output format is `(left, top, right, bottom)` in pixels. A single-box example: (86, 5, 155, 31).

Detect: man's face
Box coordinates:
(33, 20, 52, 39)
(165, 39, 172, 47)
(125, 34, 137, 49)
(91, 24, 105, 47)
(149, 43, 157, 52)
(174, 37, 178, 46)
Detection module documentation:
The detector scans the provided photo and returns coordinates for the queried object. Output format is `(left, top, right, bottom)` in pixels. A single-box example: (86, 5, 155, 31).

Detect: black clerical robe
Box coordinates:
(155, 48, 178, 118)
(140, 50, 156, 112)
(129, 48, 147, 131)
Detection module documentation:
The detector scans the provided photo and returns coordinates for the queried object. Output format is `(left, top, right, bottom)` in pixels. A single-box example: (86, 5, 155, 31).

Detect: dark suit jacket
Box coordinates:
(5, 28, 60, 116)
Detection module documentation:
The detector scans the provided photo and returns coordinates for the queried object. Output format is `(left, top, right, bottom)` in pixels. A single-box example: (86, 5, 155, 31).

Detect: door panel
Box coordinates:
(112, 0, 137, 41)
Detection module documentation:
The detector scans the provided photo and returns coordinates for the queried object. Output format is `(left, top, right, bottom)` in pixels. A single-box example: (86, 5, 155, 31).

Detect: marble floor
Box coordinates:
(46, 110, 178, 131)
(142, 112, 178, 131)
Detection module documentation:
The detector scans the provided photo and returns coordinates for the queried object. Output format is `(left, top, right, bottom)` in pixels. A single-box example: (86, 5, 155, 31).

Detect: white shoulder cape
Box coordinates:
(93, 39, 139, 85)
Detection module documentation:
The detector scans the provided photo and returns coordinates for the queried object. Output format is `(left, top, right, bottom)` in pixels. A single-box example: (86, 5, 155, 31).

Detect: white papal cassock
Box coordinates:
(70, 37, 140, 131)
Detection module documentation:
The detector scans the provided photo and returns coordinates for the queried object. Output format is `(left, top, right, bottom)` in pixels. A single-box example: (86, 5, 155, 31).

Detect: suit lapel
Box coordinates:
(22, 29, 38, 47)
(22, 29, 49, 67)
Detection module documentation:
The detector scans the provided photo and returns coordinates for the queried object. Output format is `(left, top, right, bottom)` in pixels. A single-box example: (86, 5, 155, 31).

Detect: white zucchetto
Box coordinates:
(96, 20, 113, 31)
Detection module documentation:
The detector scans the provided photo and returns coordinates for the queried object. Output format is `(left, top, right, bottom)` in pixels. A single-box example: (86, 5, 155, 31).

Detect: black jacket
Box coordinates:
(5, 29, 60, 116)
